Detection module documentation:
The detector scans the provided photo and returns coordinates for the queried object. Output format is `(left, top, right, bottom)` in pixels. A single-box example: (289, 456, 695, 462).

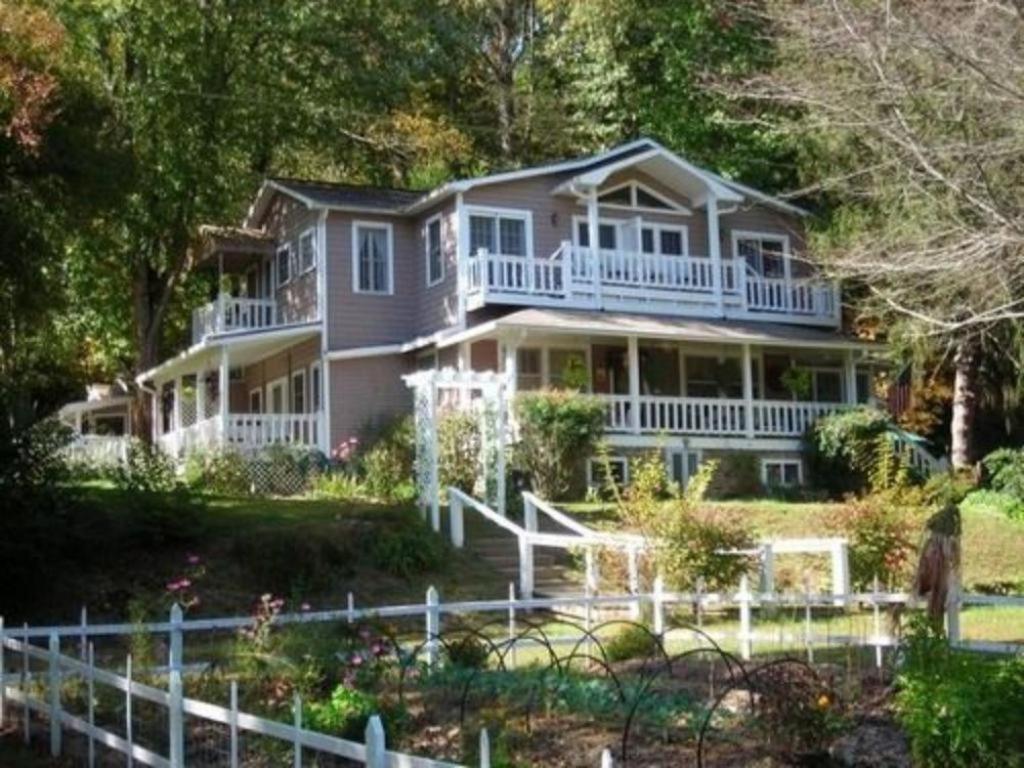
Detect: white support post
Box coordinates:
(523, 495, 538, 534)
(507, 582, 517, 669)
(79, 607, 88, 661)
(831, 541, 850, 606)
(804, 578, 814, 664)
(503, 339, 518, 402)
(872, 575, 883, 671)
(219, 346, 230, 447)
(585, 548, 599, 595)
(428, 380, 440, 532)
(518, 535, 535, 601)
(168, 604, 184, 768)
(229, 680, 239, 768)
(601, 748, 614, 768)
(946, 568, 962, 645)
(495, 379, 508, 517)
(450, 493, 464, 548)
(172, 377, 183, 445)
(695, 577, 705, 629)
(627, 548, 640, 621)
(293, 693, 302, 768)
(587, 186, 602, 308)
(742, 343, 755, 438)
(627, 335, 640, 435)
(347, 592, 355, 624)
(652, 575, 665, 637)
(479, 727, 491, 767)
(425, 587, 440, 668)
(760, 543, 775, 594)
(365, 715, 386, 768)
(844, 349, 858, 405)
(87, 644, 95, 768)
(151, 386, 160, 445)
(48, 633, 61, 758)
(706, 194, 724, 316)
(125, 654, 133, 766)
(738, 575, 752, 661)
(0, 616, 5, 729)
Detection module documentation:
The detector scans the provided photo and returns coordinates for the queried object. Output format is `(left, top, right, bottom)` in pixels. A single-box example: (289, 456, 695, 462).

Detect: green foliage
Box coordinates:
(360, 416, 416, 502)
(982, 447, 1024, 499)
(184, 448, 250, 496)
(230, 530, 353, 596)
(961, 489, 1024, 522)
(112, 439, 178, 493)
(828, 489, 922, 590)
(707, 453, 762, 499)
(513, 390, 606, 500)
(556, 355, 590, 392)
(369, 516, 446, 580)
(309, 471, 366, 502)
(306, 684, 379, 740)
(437, 410, 481, 495)
(444, 635, 491, 670)
(780, 367, 813, 399)
(605, 624, 661, 662)
(897, 616, 1024, 767)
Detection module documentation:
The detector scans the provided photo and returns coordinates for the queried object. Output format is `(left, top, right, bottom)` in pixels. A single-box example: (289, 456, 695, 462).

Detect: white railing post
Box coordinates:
(831, 540, 850, 606)
(79, 606, 88, 661)
(627, 548, 640, 621)
(87, 644, 95, 768)
(652, 575, 665, 637)
(21, 622, 29, 744)
(230, 680, 239, 768)
(425, 586, 440, 668)
(585, 547, 599, 595)
(126, 654, 133, 765)
(450, 494, 465, 548)
(523, 494, 537, 534)
(946, 568, 962, 645)
(738, 575, 752, 661)
(872, 575, 883, 671)
(347, 592, 355, 624)
(168, 603, 184, 768)
(365, 715, 386, 768)
(803, 578, 814, 664)
(508, 582, 518, 668)
(760, 543, 775, 594)
(518, 534, 534, 600)
(293, 692, 302, 768)
(479, 727, 491, 768)
(695, 577, 705, 630)
(601, 747, 614, 767)
(48, 633, 61, 758)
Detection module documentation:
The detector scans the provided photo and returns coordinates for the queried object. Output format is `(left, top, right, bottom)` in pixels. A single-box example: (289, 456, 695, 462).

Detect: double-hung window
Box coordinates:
(298, 229, 316, 274)
(735, 233, 788, 279)
(425, 216, 443, 286)
(576, 221, 619, 250)
(291, 370, 306, 413)
(309, 361, 322, 412)
(353, 222, 393, 294)
(468, 210, 529, 257)
(276, 245, 292, 286)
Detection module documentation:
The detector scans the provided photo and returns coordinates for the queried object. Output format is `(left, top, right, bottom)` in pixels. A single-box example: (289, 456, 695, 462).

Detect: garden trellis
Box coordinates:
(403, 368, 512, 527)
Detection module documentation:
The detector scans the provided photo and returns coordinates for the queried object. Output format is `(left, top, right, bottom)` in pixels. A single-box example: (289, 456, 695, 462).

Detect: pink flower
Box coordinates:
(186, 554, 201, 565)
(166, 581, 181, 592)
(301, 603, 311, 612)
(178, 578, 192, 589)
(351, 654, 364, 667)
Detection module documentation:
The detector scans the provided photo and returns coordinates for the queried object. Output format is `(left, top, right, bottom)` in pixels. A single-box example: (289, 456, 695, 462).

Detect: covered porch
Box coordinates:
(138, 324, 325, 458)
(440, 308, 879, 442)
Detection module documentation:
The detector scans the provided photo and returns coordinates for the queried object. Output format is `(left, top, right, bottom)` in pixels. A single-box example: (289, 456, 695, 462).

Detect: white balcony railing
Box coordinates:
(600, 394, 846, 438)
(192, 296, 279, 344)
(464, 244, 840, 326)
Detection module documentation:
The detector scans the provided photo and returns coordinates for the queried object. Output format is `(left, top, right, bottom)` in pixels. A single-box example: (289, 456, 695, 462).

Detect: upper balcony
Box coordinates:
(463, 242, 840, 328)
(191, 296, 281, 344)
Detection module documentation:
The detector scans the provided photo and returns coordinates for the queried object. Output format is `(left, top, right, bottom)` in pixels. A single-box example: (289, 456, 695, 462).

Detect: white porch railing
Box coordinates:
(63, 435, 130, 465)
(464, 244, 840, 325)
(601, 395, 845, 438)
(223, 412, 322, 449)
(191, 296, 278, 343)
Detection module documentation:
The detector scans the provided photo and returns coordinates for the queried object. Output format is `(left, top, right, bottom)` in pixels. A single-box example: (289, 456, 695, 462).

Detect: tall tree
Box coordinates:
(742, 0, 1024, 466)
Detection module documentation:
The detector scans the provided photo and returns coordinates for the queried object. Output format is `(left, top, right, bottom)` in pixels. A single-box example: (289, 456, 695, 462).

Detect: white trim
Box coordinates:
(290, 368, 307, 413)
(761, 457, 803, 487)
(275, 244, 292, 286)
(424, 213, 444, 287)
(309, 360, 322, 412)
(297, 227, 317, 275)
(731, 229, 792, 281)
(266, 376, 288, 414)
(587, 455, 629, 489)
(325, 343, 404, 361)
(591, 179, 692, 215)
(351, 220, 394, 295)
(571, 215, 690, 257)
(465, 205, 534, 259)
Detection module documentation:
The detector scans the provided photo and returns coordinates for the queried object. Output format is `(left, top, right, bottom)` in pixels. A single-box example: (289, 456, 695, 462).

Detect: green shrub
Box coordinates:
(961, 488, 1024, 521)
(706, 453, 761, 499)
(513, 390, 605, 500)
(369, 516, 446, 579)
(828, 489, 922, 590)
(605, 624, 661, 662)
(184, 448, 250, 495)
(437, 410, 480, 494)
(659, 503, 755, 592)
(309, 470, 366, 501)
(444, 635, 490, 669)
(305, 684, 378, 740)
(897, 617, 1024, 767)
(113, 439, 178, 493)
(982, 447, 1024, 499)
(360, 416, 416, 502)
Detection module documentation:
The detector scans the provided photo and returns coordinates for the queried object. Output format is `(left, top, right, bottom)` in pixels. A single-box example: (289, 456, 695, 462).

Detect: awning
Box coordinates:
(439, 308, 882, 352)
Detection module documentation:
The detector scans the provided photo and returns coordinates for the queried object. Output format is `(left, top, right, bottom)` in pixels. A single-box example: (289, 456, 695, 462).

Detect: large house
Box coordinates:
(132, 139, 885, 488)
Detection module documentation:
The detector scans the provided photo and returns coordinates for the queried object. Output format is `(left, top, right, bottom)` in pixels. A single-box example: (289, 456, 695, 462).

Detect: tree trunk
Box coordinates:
(950, 341, 978, 469)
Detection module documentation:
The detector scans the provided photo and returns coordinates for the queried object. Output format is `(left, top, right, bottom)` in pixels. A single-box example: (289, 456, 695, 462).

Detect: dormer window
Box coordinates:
(597, 181, 687, 213)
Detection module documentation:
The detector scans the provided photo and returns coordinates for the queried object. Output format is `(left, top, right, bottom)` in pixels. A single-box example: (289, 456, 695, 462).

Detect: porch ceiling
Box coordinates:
(442, 308, 882, 352)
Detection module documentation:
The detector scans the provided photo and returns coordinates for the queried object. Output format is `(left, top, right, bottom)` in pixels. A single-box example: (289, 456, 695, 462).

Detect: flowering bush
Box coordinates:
(238, 593, 286, 658)
(164, 552, 206, 612)
(331, 436, 360, 466)
(305, 683, 378, 740)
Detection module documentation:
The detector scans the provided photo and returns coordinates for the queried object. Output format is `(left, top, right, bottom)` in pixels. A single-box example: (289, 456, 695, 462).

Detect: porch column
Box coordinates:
(503, 339, 518, 401)
(706, 194, 724, 316)
(74, 410, 83, 436)
(627, 336, 640, 435)
(151, 385, 161, 444)
(219, 346, 230, 445)
(173, 377, 183, 435)
(844, 349, 858, 405)
(196, 369, 207, 424)
(742, 344, 755, 438)
(586, 185, 602, 308)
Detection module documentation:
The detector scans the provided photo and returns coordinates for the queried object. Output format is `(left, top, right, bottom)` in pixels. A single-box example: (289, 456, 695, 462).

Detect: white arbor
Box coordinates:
(403, 368, 512, 529)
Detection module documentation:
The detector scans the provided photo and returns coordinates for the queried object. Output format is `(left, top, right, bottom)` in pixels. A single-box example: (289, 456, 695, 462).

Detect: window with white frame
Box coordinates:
(298, 229, 316, 274)
(667, 449, 702, 488)
(516, 348, 542, 391)
(640, 223, 688, 257)
(267, 378, 286, 414)
(596, 181, 685, 213)
(276, 245, 292, 286)
(576, 220, 619, 250)
(735, 232, 788, 279)
(762, 458, 802, 488)
(468, 210, 529, 257)
(588, 455, 629, 490)
(425, 216, 443, 286)
(291, 370, 306, 413)
(353, 222, 393, 294)
(309, 361, 322, 411)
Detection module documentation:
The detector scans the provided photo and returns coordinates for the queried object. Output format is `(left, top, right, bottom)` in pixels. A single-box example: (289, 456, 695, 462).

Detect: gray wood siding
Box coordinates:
(414, 200, 460, 337)
(328, 353, 412, 445)
(260, 195, 322, 323)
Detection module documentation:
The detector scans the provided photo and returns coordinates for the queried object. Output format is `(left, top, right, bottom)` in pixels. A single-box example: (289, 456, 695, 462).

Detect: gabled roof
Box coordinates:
(244, 138, 808, 227)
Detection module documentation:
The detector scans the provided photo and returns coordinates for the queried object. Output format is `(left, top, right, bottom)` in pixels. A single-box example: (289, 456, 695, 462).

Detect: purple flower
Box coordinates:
(351, 654, 364, 667)
(166, 581, 181, 592)
(186, 554, 201, 566)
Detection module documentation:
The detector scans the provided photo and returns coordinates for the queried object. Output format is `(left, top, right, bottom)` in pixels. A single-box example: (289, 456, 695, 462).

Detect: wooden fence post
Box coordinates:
(168, 604, 185, 768)
(48, 633, 61, 758)
(652, 576, 665, 637)
(365, 715, 386, 768)
(738, 576, 752, 661)
(425, 587, 440, 668)
(450, 494, 465, 548)
(479, 727, 491, 768)
(518, 535, 534, 600)
(229, 680, 239, 768)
